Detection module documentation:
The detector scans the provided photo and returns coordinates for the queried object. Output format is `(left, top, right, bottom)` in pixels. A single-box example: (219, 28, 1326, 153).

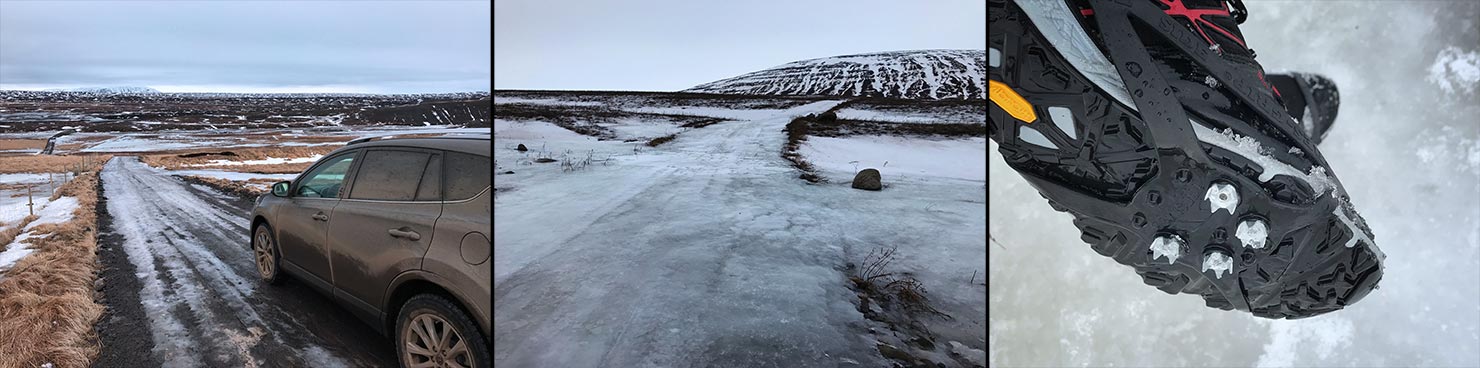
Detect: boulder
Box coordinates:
(852, 168, 881, 191)
(516, 144, 528, 152)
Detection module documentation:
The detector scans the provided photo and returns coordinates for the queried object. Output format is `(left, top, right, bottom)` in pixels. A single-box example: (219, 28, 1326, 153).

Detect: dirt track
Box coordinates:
(93, 157, 395, 367)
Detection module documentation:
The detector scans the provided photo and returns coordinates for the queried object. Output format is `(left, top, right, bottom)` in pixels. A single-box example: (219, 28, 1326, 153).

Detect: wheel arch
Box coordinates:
(383, 271, 486, 338)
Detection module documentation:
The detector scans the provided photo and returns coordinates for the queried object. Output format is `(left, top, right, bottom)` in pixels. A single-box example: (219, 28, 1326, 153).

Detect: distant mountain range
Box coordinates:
(685, 49, 986, 100)
(46, 86, 161, 94)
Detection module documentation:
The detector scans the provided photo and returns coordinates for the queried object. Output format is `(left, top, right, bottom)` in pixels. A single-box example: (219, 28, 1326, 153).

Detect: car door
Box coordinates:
(420, 150, 492, 337)
(277, 150, 361, 288)
(328, 148, 444, 318)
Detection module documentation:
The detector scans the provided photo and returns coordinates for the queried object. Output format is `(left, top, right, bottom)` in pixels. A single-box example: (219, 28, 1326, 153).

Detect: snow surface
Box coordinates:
(495, 100, 985, 366)
(800, 135, 986, 182)
(188, 155, 323, 167)
(989, 2, 1480, 367)
(834, 108, 978, 124)
(0, 196, 78, 279)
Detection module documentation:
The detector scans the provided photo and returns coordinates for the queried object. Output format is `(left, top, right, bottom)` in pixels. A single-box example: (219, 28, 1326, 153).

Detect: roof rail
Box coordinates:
(346, 133, 489, 145)
(346, 136, 379, 145)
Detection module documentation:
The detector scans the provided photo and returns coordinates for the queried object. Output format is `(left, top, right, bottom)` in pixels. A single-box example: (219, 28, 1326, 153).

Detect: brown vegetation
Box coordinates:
(140, 145, 336, 174)
(782, 115, 825, 183)
(0, 154, 112, 174)
(0, 139, 46, 151)
(181, 175, 274, 199)
(0, 165, 105, 368)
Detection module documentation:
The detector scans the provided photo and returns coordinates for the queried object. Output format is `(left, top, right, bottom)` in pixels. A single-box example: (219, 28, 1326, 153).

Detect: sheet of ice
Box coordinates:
(800, 135, 986, 182)
(495, 100, 985, 366)
(989, 2, 1480, 367)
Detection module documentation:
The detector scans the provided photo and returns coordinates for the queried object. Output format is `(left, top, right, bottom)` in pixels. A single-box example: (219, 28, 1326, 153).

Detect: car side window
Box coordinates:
(444, 152, 490, 201)
(296, 153, 356, 198)
(350, 150, 431, 201)
(416, 154, 442, 201)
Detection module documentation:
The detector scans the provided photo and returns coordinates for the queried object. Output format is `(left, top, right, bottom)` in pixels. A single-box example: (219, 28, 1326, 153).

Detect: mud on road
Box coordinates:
(92, 157, 395, 367)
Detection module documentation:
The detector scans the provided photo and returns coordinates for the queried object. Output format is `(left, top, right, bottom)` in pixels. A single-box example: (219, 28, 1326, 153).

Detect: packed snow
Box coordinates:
(989, 2, 1480, 367)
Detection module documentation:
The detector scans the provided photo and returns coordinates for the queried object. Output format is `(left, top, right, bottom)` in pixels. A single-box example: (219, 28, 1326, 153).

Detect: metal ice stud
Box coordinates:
(1205, 182, 1239, 214)
(1203, 251, 1233, 279)
(1236, 219, 1268, 249)
(1149, 235, 1184, 265)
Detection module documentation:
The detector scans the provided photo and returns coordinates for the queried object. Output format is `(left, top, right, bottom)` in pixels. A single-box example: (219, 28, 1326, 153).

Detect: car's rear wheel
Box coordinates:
(396, 294, 489, 368)
(252, 223, 283, 285)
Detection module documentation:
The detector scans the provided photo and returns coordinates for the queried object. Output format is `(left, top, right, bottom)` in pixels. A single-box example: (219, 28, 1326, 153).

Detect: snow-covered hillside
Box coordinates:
(685, 50, 986, 100)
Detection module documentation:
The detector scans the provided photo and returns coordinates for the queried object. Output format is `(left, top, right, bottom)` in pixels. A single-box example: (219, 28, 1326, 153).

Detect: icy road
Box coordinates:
(93, 157, 395, 367)
(494, 101, 988, 366)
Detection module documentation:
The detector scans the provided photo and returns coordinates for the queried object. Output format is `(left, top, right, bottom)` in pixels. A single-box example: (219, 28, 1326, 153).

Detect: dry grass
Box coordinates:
(0, 215, 39, 247)
(140, 145, 336, 172)
(182, 175, 274, 198)
(0, 155, 112, 174)
(0, 139, 46, 151)
(0, 166, 105, 368)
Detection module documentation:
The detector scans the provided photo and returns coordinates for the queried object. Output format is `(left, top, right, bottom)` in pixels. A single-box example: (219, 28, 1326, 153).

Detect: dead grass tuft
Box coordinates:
(645, 134, 677, 147)
(0, 166, 105, 368)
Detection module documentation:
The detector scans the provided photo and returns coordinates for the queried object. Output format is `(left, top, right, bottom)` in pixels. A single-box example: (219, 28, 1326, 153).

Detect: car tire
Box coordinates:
(252, 223, 283, 285)
(396, 294, 489, 368)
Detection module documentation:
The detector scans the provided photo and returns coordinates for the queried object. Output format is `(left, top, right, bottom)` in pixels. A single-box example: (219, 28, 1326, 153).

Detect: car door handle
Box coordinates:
(312, 213, 329, 221)
(388, 228, 421, 241)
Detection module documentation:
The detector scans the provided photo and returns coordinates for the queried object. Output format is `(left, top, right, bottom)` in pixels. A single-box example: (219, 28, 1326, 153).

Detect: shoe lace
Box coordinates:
(1226, 0, 1248, 24)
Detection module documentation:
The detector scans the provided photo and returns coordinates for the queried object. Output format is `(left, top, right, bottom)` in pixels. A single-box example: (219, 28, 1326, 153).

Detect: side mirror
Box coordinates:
(271, 181, 291, 197)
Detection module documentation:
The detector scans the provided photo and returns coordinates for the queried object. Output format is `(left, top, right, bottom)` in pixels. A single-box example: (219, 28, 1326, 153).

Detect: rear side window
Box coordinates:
(350, 150, 430, 201)
(444, 152, 490, 201)
(416, 154, 442, 201)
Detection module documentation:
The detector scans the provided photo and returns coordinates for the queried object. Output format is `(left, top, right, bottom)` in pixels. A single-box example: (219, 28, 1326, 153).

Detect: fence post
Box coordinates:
(27, 185, 34, 216)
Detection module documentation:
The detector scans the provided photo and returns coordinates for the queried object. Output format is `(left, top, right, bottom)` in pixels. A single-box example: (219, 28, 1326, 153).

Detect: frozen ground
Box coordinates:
(989, 1, 1480, 367)
(92, 156, 394, 366)
(494, 96, 986, 366)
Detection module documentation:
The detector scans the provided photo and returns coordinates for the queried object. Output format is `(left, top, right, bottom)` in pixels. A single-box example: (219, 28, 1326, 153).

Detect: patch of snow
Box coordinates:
(188, 155, 323, 167)
(1427, 46, 1480, 95)
(800, 135, 986, 182)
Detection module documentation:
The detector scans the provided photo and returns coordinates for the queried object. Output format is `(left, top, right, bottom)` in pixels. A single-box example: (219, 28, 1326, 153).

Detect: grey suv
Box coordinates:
(249, 135, 490, 368)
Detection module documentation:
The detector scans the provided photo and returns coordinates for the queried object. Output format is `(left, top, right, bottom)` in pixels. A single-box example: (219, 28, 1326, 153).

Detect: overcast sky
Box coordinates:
(494, 0, 986, 91)
(0, 0, 490, 93)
